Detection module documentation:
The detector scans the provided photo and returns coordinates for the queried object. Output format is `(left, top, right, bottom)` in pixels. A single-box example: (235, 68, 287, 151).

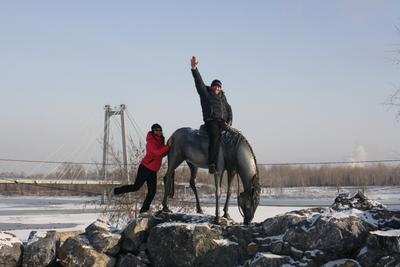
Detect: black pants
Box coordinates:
(114, 164, 157, 213)
(205, 120, 224, 166)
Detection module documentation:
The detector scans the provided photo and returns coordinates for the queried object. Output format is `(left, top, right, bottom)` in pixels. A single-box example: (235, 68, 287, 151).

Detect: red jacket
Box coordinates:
(141, 131, 170, 172)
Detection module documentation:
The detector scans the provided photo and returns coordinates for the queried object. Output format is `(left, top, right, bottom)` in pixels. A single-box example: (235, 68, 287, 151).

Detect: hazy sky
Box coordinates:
(1, 1, 400, 173)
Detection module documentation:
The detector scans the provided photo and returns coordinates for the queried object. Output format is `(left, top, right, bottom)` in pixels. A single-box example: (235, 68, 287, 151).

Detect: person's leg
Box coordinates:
(140, 171, 157, 213)
(114, 164, 147, 195)
(205, 120, 222, 173)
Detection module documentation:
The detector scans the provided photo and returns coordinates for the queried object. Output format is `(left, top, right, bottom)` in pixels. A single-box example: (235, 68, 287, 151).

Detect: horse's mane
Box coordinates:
(221, 127, 260, 207)
(221, 127, 258, 175)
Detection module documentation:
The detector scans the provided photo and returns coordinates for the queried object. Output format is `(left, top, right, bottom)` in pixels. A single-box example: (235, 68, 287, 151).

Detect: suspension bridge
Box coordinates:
(1, 104, 400, 196)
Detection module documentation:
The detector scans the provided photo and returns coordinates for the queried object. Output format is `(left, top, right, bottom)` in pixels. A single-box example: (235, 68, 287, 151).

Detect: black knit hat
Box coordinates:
(151, 123, 162, 131)
(211, 79, 222, 88)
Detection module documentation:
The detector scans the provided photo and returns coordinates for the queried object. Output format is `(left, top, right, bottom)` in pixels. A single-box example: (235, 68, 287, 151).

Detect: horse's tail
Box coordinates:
(164, 170, 175, 198)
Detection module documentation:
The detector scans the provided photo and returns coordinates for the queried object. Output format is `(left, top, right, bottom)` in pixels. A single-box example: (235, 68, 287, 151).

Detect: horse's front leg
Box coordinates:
(213, 169, 223, 224)
(223, 171, 235, 220)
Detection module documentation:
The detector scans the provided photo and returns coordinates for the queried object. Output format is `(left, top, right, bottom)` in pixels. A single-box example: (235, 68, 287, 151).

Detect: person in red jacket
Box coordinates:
(113, 123, 172, 213)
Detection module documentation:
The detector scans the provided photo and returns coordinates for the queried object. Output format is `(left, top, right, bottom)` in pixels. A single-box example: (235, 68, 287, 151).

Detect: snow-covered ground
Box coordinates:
(1, 186, 399, 241)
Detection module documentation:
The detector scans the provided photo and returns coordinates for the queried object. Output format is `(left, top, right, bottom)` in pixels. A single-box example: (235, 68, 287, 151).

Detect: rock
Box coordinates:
(58, 231, 84, 245)
(244, 252, 292, 267)
(116, 253, 146, 267)
(57, 236, 116, 267)
(121, 215, 154, 253)
(331, 191, 385, 211)
(355, 246, 386, 267)
(367, 229, 400, 253)
(375, 254, 400, 266)
(283, 215, 370, 259)
(147, 222, 240, 267)
(247, 242, 258, 256)
(304, 249, 326, 264)
(224, 224, 260, 261)
(22, 231, 58, 267)
(0, 232, 23, 267)
(86, 219, 121, 256)
(290, 246, 304, 260)
(261, 210, 314, 236)
(321, 258, 361, 267)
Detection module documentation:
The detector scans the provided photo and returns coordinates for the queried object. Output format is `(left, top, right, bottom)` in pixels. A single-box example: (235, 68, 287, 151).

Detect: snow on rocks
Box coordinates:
(22, 230, 58, 267)
(85, 219, 121, 256)
(2, 191, 400, 266)
(0, 232, 23, 267)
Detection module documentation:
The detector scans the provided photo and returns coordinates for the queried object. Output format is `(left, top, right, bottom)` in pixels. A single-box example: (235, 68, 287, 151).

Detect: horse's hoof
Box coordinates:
(162, 207, 172, 213)
(223, 213, 231, 220)
(213, 217, 221, 225)
(197, 208, 203, 214)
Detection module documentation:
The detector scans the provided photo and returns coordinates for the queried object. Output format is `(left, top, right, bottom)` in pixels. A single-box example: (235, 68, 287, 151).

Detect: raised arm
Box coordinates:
(191, 56, 207, 96)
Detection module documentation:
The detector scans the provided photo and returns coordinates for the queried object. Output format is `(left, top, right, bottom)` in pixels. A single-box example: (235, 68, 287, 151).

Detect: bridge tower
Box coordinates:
(102, 104, 129, 183)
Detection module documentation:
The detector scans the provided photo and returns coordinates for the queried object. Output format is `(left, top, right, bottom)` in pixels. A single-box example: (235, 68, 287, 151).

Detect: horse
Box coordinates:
(161, 126, 260, 224)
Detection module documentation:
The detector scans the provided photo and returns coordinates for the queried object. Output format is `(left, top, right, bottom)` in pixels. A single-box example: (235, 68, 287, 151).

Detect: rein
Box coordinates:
(236, 173, 244, 218)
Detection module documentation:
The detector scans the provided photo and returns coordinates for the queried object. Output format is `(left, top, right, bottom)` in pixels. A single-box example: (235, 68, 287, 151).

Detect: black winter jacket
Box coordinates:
(192, 68, 233, 124)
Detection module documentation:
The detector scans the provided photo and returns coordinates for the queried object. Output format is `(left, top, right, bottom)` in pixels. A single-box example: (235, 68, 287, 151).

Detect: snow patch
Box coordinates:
(0, 232, 22, 249)
(255, 252, 284, 259)
(213, 238, 238, 246)
(157, 222, 210, 230)
(357, 246, 368, 257)
(370, 229, 400, 237)
(255, 233, 284, 242)
(27, 231, 47, 245)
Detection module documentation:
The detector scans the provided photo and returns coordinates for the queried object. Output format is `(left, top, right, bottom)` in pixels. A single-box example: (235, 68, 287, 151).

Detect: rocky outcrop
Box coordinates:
(2, 191, 400, 266)
(57, 236, 115, 267)
(85, 219, 121, 256)
(22, 230, 58, 267)
(0, 232, 23, 267)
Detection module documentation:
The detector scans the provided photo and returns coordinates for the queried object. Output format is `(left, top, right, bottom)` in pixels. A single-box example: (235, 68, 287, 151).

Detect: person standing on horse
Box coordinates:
(191, 56, 233, 174)
(113, 123, 172, 213)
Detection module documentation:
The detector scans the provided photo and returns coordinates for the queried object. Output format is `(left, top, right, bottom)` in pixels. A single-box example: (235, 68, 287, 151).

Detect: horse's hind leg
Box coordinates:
(162, 156, 184, 212)
(187, 162, 202, 214)
(223, 171, 235, 220)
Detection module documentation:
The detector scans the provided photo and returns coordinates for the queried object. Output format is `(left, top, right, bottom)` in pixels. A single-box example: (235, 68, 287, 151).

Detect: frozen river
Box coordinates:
(1, 186, 399, 241)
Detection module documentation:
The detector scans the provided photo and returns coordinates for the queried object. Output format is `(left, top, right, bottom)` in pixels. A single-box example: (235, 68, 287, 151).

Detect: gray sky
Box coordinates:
(1, 1, 400, 173)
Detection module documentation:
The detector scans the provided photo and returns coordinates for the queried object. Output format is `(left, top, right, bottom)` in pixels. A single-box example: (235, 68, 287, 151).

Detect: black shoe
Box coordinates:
(209, 164, 216, 174)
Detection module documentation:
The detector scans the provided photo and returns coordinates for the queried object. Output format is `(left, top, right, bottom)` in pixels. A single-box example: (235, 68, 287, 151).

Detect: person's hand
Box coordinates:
(191, 56, 198, 70)
(167, 137, 173, 147)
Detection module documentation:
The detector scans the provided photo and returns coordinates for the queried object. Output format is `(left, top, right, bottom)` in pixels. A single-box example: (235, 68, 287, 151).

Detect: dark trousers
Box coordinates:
(205, 120, 224, 166)
(114, 164, 157, 213)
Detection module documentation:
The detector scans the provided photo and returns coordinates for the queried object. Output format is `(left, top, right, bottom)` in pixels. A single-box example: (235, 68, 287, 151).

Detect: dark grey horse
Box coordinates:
(162, 126, 260, 224)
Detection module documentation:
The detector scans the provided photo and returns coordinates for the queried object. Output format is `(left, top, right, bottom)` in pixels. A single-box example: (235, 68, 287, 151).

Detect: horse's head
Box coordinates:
(238, 175, 261, 225)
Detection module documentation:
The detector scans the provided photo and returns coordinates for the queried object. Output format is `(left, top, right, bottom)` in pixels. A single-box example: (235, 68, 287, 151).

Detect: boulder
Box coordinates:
(331, 191, 385, 211)
(86, 219, 121, 256)
(147, 222, 240, 267)
(121, 215, 154, 253)
(0, 232, 23, 267)
(283, 214, 370, 259)
(116, 253, 146, 267)
(57, 236, 115, 267)
(22, 231, 58, 267)
(321, 258, 361, 267)
(367, 229, 400, 254)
